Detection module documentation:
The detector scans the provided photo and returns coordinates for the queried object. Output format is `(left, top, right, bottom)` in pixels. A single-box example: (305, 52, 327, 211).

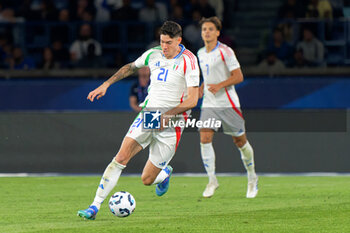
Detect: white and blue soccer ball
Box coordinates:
(108, 191, 136, 217)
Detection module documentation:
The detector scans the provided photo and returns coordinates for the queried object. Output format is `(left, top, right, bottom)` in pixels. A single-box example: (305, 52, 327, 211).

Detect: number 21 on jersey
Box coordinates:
(157, 68, 168, 82)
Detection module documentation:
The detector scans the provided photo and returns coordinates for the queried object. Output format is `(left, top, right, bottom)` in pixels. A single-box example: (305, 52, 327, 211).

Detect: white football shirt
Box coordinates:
(135, 44, 199, 109)
(197, 42, 242, 110)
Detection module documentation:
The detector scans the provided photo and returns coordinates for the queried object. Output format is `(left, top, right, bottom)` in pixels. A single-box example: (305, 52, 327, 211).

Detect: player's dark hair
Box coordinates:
(160, 21, 182, 38)
(199, 16, 222, 31)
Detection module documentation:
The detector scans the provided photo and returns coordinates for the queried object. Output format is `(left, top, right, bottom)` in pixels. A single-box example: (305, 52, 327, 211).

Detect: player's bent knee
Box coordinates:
(234, 140, 244, 148)
(234, 138, 247, 148)
(200, 137, 212, 144)
(141, 173, 154, 186)
(200, 129, 214, 144)
(141, 176, 153, 186)
(114, 153, 130, 166)
(200, 134, 213, 144)
(235, 142, 245, 148)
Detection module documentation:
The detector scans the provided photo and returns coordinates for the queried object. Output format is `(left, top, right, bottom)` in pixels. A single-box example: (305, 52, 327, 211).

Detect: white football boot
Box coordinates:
(202, 180, 219, 198)
(246, 175, 258, 198)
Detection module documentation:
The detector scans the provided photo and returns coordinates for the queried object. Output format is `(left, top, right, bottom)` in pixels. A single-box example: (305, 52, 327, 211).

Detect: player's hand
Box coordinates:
(207, 83, 222, 95)
(87, 82, 110, 102)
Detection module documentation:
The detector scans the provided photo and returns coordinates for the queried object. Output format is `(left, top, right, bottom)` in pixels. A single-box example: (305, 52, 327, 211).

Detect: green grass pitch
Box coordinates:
(1, 176, 350, 233)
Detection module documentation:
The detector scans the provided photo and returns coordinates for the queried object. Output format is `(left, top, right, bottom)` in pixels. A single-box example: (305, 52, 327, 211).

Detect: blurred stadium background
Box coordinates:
(1, 0, 349, 174)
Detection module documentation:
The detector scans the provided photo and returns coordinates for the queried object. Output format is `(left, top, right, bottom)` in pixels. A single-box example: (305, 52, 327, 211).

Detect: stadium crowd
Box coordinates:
(0, 0, 349, 70)
(259, 0, 349, 70)
(0, 0, 229, 70)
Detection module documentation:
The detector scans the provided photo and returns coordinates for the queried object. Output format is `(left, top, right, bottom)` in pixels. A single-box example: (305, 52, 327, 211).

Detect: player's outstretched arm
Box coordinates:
(87, 82, 109, 102)
(87, 62, 139, 102)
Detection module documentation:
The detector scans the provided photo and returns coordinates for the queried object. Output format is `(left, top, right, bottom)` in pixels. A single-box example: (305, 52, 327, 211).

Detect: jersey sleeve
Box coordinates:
(183, 51, 200, 87)
(220, 46, 240, 72)
(134, 48, 154, 68)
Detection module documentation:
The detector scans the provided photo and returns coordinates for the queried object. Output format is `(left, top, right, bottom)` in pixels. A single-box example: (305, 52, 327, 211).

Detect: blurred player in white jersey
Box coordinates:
(78, 21, 200, 220)
(197, 17, 258, 198)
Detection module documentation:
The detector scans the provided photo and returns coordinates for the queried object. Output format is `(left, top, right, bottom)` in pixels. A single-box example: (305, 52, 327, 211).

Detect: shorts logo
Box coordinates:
(143, 110, 161, 129)
(159, 161, 166, 166)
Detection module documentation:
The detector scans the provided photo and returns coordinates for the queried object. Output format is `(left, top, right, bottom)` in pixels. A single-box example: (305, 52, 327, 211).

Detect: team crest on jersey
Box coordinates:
(173, 60, 180, 71)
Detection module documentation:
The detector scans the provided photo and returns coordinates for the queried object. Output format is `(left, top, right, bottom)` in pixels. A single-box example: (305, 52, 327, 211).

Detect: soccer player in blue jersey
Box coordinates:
(78, 21, 200, 220)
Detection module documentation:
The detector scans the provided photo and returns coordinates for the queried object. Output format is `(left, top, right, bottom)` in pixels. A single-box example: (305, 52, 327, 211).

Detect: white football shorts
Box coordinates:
(125, 112, 183, 169)
(199, 107, 245, 137)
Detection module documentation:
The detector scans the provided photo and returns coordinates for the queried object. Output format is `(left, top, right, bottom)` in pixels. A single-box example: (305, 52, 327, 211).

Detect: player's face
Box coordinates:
(160, 34, 182, 59)
(201, 22, 220, 43)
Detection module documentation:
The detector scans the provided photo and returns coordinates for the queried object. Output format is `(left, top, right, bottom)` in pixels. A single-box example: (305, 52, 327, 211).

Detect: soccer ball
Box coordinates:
(108, 191, 136, 217)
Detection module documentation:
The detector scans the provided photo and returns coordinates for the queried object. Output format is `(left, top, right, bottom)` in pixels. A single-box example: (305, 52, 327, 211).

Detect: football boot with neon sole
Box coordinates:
(156, 165, 173, 196)
(77, 205, 98, 220)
